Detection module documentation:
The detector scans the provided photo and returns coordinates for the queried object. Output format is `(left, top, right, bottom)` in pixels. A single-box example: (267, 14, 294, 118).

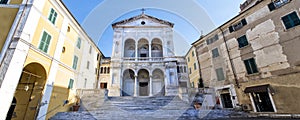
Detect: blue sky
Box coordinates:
(62, 0, 245, 56)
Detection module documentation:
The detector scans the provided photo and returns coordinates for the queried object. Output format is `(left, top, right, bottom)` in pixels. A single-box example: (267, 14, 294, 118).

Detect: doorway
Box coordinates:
(139, 82, 148, 96)
(251, 92, 274, 112)
(220, 93, 233, 108)
(100, 83, 107, 89)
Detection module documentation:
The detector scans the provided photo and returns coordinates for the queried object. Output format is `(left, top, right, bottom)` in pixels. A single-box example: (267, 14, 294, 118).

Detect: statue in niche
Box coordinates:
(114, 41, 119, 54)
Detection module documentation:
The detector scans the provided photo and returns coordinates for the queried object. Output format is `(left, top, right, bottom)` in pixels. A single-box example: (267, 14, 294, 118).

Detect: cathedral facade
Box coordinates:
(108, 13, 189, 97)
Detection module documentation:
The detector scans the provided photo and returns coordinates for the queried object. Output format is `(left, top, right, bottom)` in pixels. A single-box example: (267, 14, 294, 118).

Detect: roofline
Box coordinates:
(191, 0, 263, 46)
(112, 14, 174, 28)
(59, 0, 105, 56)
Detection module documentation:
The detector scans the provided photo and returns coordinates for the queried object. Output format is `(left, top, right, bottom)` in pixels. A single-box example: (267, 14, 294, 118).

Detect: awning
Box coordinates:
(244, 84, 274, 93)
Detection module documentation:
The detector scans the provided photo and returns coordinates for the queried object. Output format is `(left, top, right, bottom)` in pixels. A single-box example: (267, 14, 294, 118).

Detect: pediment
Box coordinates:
(112, 14, 174, 28)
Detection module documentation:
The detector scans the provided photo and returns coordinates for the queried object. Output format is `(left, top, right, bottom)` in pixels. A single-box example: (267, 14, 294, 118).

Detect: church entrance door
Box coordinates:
(139, 82, 148, 96)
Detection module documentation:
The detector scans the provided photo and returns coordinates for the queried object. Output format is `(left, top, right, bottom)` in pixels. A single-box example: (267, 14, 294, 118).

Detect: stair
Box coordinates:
(50, 90, 248, 120)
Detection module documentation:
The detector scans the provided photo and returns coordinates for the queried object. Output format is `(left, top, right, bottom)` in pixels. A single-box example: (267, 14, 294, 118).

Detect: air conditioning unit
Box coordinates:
(242, 104, 252, 112)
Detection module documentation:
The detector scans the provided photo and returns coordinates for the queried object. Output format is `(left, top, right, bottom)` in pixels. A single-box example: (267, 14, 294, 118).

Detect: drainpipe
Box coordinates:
(219, 28, 240, 88)
(0, 0, 30, 66)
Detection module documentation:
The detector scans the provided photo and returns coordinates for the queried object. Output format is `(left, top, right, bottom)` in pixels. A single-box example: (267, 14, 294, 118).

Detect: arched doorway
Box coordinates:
(152, 69, 165, 96)
(138, 69, 149, 96)
(12, 63, 47, 120)
(122, 69, 135, 96)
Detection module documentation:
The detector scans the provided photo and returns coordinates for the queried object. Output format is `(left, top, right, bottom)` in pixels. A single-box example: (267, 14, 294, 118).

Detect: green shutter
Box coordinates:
(68, 79, 74, 89)
(216, 68, 225, 81)
(48, 8, 57, 24)
(76, 38, 81, 49)
(72, 55, 78, 69)
(39, 31, 51, 53)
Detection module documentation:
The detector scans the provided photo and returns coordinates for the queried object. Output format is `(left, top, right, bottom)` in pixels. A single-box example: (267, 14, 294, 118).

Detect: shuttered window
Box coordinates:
(48, 8, 58, 24)
(68, 79, 74, 89)
(72, 55, 78, 70)
(38, 31, 52, 53)
(216, 68, 225, 81)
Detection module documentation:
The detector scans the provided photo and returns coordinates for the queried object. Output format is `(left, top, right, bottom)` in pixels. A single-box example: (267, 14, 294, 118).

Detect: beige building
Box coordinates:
(0, 0, 102, 119)
(192, 0, 300, 113)
(98, 57, 111, 89)
(185, 46, 201, 88)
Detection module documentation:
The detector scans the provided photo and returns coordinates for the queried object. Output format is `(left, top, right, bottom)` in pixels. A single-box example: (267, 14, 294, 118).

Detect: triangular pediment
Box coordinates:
(112, 14, 174, 28)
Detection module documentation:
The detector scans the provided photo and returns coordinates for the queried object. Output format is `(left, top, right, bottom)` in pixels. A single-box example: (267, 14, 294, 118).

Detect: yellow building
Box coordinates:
(185, 46, 201, 88)
(0, 0, 102, 119)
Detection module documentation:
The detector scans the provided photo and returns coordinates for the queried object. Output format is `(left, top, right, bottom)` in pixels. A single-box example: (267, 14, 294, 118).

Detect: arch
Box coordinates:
(122, 69, 135, 96)
(137, 69, 150, 96)
(151, 38, 163, 57)
(124, 39, 136, 57)
(152, 69, 165, 96)
(13, 62, 47, 120)
(138, 38, 149, 58)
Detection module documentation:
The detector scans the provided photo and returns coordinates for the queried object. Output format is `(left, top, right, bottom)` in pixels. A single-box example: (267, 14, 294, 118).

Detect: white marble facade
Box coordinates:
(108, 13, 188, 97)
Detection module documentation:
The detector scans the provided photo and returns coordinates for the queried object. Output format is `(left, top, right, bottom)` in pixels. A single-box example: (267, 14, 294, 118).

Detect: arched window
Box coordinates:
(107, 67, 110, 74)
(100, 67, 103, 74)
(103, 67, 107, 74)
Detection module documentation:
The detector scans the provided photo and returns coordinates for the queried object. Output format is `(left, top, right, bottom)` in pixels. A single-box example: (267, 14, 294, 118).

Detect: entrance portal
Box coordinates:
(12, 63, 47, 120)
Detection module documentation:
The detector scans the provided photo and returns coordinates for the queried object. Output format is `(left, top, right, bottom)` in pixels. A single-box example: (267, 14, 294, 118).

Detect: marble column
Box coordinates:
(134, 75, 138, 96)
(149, 75, 153, 96)
(149, 43, 151, 60)
(135, 42, 138, 61)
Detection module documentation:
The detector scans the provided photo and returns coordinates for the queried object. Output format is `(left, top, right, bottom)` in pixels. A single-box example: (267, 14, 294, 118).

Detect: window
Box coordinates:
(107, 67, 110, 74)
(38, 31, 52, 53)
(244, 58, 259, 74)
(184, 66, 187, 73)
(0, 0, 8, 4)
(206, 34, 219, 45)
(84, 78, 87, 88)
(86, 61, 90, 69)
(100, 67, 103, 74)
(229, 19, 247, 33)
(191, 82, 194, 88)
(48, 8, 58, 24)
(194, 63, 197, 70)
(189, 68, 192, 74)
(76, 37, 81, 49)
(192, 51, 195, 57)
(237, 35, 249, 48)
(68, 79, 74, 89)
(72, 55, 78, 70)
(67, 26, 71, 32)
(188, 57, 190, 62)
(212, 48, 219, 58)
(216, 68, 225, 81)
(268, 0, 290, 11)
(89, 45, 92, 54)
(281, 12, 300, 29)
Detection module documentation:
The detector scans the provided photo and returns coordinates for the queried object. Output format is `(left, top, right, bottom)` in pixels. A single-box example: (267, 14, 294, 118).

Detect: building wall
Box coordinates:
(192, 0, 300, 113)
(185, 47, 200, 88)
(0, 0, 102, 119)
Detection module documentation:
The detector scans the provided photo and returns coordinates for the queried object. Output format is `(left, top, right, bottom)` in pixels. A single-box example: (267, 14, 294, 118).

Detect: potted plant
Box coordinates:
(72, 95, 80, 111)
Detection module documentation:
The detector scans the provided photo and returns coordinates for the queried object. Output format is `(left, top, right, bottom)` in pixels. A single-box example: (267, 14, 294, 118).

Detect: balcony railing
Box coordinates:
(122, 57, 164, 62)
